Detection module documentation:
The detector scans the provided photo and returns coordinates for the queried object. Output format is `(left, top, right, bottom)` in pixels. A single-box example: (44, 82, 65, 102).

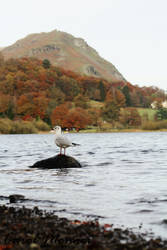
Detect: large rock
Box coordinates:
(30, 154, 82, 169)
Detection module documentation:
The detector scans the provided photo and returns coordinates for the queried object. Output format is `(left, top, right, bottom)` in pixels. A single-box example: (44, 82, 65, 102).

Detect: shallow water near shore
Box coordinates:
(0, 132, 167, 238)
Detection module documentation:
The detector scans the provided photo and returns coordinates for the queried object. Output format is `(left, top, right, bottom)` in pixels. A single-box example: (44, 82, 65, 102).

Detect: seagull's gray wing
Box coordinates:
(55, 134, 72, 148)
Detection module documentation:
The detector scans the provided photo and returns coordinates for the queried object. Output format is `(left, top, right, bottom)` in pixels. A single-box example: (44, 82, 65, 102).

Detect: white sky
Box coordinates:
(1, 0, 167, 90)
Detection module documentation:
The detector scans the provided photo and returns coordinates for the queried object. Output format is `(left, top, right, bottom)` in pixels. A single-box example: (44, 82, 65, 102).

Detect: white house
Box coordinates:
(162, 100, 167, 108)
(151, 100, 167, 109)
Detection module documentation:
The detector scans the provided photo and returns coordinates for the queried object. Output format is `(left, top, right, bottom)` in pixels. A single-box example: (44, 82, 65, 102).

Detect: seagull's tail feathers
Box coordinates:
(72, 143, 80, 146)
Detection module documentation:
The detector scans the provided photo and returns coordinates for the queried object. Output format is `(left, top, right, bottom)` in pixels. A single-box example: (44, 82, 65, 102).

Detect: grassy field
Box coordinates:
(137, 108, 157, 120)
(88, 100, 104, 108)
(88, 101, 157, 122)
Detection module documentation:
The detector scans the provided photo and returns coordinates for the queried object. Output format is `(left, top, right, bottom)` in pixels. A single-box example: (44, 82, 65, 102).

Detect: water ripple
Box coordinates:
(1, 132, 167, 238)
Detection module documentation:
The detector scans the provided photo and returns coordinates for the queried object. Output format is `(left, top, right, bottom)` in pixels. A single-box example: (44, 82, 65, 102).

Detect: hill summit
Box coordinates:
(2, 30, 125, 82)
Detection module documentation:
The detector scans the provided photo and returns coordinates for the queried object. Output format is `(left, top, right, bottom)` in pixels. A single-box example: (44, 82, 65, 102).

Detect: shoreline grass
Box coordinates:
(1, 117, 167, 135)
(37, 128, 167, 134)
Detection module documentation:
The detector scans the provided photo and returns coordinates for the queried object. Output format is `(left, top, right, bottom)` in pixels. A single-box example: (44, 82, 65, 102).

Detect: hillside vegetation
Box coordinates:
(0, 54, 166, 133)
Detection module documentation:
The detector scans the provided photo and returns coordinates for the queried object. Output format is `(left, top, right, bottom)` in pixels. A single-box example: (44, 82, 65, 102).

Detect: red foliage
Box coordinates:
(51, 105, 91, 129)
(0, 56, 165, 126)
(65, 107, 91, 129)
(51, 103, 69, 127)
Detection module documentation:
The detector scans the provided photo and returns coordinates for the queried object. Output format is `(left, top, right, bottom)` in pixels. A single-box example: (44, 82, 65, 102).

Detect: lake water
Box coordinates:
(0, 132, 167, 238)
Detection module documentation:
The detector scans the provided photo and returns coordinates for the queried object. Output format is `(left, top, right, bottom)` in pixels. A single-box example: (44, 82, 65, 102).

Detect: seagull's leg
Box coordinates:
(60, 147, 62, 155)
(64, 148, 66, 155)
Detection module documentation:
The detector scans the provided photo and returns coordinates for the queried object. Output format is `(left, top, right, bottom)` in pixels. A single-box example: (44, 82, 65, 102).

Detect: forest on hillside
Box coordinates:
(0, 52, 166, 133)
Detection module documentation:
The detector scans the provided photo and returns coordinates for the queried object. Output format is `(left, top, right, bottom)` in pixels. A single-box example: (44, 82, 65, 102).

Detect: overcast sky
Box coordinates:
(1, 0, 167, 90)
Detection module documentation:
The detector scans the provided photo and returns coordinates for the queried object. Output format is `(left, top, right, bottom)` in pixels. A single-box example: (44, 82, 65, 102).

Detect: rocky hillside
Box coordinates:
(2, 30, 125, 82)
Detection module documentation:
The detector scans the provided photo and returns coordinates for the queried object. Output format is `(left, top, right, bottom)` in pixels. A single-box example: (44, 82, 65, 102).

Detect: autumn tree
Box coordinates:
(17, 95, 35, 118)
(0, 52, 4, 66)
(0, 55, 164, 128)
(33, 93, 49, 119)
(101, 101, 120, 125)
(65, 107, 91, 130)
(88, 108, 102, 127)
(0, 93, 11, 116)
(78, 77, 99, 100)
(119, 108, 141, 127)
(106, 88, 125, 108)
(130, 90, 141, 107)
(101, 87, 126, 126)
(74, 94, 89, 109)
(4, 73, 17, 96)
(93, 89, 101, 101)
(57, 75, 80, 101)
(51, 103, 70, 127)
(45, 88, 65, 124)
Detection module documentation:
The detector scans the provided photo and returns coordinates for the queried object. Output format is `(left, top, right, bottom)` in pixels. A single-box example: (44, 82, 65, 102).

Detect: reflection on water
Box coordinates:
(0, 132, 167, 238)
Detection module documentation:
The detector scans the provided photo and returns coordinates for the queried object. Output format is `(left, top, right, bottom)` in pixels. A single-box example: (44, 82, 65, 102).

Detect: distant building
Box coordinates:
(151, 101, 157, 109)
(151, 100, 167, 109)
(162, 100, 167, 108)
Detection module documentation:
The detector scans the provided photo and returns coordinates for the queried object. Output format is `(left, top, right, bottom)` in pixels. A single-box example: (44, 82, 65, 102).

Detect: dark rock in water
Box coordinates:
(9, 194, 25, 203)
(30, 154, 82, 169)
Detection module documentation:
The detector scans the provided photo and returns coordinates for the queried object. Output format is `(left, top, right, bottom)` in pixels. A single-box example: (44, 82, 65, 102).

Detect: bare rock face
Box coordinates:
(85, 65, 101, 76)
(30, 154, 82, 169)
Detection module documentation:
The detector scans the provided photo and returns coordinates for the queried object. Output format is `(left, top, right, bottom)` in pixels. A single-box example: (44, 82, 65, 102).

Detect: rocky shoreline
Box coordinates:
(0, 205, 167, 250)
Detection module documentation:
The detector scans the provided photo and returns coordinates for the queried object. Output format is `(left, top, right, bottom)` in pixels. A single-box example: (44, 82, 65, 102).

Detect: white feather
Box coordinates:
(53, 126, 79, 154)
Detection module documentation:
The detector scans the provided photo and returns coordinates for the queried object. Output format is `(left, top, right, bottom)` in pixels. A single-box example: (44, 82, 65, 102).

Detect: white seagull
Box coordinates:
(52, 126, 79, 155)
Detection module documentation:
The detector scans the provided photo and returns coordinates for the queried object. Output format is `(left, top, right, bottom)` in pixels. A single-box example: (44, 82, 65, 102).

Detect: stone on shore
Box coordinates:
(0, 205, 166, 250)
(30, 154, 82, 169)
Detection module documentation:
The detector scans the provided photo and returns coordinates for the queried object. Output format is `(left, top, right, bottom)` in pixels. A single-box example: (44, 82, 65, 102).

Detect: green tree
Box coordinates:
(42, 59, 51, 69)
(6, 98, 16, 120)
(102, 101, 120, 124)
(157, 108, 167, 120)
(122, 85, 131, 106)
(99, 81, 106, 101)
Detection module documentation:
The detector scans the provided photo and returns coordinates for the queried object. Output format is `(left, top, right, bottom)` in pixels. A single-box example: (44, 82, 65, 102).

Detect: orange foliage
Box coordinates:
(17, 93, 48, 119)
(0, 93, 11, 113)
(65, 107, 91, 129)
(106, 88, 125, 107)
(51, 105, 91, 129)
(0, 56, 165, 126)
(51, 103, 69, 127)
(119, 108, 141, 127)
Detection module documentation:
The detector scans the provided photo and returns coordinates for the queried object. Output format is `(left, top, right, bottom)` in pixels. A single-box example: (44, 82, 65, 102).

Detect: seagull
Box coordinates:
(52, 126, 79, 155)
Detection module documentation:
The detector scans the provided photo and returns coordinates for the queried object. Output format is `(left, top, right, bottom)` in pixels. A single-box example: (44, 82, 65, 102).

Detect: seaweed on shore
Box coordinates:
(0, 205, 167, 250)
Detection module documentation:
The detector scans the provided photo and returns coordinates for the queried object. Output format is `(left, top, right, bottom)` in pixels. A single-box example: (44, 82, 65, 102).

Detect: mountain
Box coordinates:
(2, 30, 125, 82)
